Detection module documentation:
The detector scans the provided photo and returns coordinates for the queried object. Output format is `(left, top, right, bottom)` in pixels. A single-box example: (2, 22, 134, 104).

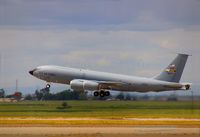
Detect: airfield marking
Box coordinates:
(0, 127, 199, 134)
(0, 117, 200, 121)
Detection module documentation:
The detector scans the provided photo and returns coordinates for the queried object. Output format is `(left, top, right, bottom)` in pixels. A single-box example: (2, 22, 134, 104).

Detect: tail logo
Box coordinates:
(165, 64, 177, 74)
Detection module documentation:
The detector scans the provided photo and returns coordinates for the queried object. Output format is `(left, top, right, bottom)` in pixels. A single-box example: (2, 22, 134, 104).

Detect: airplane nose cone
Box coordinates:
(29, 70, 34, 75)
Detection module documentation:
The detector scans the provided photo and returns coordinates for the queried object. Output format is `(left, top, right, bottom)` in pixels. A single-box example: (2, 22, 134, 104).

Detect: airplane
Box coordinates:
(29, 53, 191, 97)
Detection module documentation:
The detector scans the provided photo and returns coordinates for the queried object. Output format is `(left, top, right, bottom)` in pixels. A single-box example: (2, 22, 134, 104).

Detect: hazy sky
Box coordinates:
(0, 0, 200, 93)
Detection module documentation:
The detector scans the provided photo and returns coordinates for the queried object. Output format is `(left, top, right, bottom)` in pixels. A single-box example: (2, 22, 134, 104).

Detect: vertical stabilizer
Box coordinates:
(154, 54, 189, 83)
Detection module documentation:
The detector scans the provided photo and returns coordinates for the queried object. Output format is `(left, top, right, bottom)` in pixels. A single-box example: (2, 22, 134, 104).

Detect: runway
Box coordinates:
(0, 126, 199, 137)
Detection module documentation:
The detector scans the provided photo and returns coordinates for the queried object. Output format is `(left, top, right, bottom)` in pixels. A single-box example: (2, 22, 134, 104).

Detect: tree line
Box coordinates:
(25, 87, 88, 101)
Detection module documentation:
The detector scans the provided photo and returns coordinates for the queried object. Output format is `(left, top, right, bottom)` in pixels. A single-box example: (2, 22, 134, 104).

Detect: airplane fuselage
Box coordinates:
(30, 65, 184, 92)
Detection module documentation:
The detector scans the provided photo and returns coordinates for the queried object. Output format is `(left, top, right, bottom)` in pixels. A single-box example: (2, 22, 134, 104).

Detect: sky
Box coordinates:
(0, 0, 200, 94)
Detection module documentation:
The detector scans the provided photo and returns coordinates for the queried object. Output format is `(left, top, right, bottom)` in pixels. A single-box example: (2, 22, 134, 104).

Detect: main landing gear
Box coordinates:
(94, 90, 110, 97)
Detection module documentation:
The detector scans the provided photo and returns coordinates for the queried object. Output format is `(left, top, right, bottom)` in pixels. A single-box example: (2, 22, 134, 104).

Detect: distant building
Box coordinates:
(12, 91, 22, 100)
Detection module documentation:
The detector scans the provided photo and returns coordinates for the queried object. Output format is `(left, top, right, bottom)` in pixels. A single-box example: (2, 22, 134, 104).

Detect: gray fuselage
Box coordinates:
(30, 65, 183, 92)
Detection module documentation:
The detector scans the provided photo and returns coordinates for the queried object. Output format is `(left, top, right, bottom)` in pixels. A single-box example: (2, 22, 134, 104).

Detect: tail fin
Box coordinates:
(154, 54, 189, 83)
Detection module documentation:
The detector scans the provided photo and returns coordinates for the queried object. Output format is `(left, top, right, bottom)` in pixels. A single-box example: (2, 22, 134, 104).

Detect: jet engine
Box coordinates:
(70, 79, 99, 91)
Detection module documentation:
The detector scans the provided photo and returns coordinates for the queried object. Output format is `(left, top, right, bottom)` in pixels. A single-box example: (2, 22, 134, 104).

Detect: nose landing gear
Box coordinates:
(39, 83, 51, 94)
(46, 84, 51, 88)
(42, 83, 51, 92)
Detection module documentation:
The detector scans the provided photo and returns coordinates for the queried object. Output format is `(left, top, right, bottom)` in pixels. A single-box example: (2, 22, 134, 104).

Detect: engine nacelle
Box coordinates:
(83, 80, 99, 91)
(70, 79, 99, 91)
(70, 79, 84, 91)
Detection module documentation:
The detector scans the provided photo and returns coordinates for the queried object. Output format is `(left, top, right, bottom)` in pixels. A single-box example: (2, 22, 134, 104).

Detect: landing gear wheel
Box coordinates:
(100, 91, 105, 97)
(46, 84, 51, 88)
(105, 91, 110, 96)
(94, 91, 99, 96)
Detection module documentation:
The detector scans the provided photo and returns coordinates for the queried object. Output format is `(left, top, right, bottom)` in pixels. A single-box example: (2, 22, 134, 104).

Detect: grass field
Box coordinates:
(0, 100, 199, 118)
(0, 100, 199, 126)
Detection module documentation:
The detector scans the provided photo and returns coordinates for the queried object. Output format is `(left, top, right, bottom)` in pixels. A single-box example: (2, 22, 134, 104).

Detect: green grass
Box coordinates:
(0, 101, 199, 118)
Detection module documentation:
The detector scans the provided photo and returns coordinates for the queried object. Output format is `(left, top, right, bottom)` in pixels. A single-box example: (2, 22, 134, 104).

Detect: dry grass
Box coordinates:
(0, 118, 199, 127)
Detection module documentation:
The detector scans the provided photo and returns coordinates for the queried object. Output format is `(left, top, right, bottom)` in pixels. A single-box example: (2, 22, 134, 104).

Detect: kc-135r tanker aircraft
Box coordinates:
(29, 54, 191, 97)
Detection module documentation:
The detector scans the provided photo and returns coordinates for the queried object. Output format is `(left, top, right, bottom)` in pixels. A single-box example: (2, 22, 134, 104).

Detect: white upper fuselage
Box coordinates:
(30, 65, 184, 92)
